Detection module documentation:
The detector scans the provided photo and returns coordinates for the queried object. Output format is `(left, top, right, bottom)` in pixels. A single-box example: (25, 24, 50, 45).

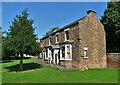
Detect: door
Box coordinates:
(55, 53, 58, 64)
(51, 49, 54, 64)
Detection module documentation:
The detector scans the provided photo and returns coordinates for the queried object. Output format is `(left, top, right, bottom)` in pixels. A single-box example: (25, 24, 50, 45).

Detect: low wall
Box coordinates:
(59, 60, 72, 68)
(106, 53, 120, 68)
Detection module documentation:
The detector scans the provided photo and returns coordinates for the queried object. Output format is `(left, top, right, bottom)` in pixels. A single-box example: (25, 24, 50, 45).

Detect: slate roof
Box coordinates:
(41, 16, 86, 40)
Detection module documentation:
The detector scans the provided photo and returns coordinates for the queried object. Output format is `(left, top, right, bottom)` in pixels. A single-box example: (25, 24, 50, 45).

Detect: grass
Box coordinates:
(2, 58, 119, 83)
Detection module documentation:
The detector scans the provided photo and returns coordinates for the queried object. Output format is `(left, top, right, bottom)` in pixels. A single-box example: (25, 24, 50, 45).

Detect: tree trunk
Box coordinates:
(20, 53, 23, 71)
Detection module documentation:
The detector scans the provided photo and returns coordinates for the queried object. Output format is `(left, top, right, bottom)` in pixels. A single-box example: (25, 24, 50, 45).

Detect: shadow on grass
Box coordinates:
(5, 62, 43, 72)
(1, 57, 31, 63)
(1, 60, 14, 63)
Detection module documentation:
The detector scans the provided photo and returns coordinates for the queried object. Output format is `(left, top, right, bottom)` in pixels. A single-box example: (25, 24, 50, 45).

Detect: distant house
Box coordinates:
(40, 10, 107, 70)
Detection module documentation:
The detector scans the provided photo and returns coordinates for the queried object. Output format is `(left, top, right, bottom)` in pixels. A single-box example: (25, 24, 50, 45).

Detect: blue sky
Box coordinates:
(2, 2, 107, 39)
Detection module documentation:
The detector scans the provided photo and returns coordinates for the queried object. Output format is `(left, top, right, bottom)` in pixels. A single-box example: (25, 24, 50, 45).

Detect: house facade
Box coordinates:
(40, 10, 107, 70)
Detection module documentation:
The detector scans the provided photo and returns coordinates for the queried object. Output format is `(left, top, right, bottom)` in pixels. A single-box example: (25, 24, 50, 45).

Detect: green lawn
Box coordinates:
(1, 58, 118, 83)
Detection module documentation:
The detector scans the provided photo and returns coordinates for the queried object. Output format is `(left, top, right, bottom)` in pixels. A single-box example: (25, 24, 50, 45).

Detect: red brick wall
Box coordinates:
(41, 24, 79, 49)
(41, 11, 107, 70)
(107, 53, 120, 68)
(78, 11, 106, 70)
(69, 24, 79, 61)
(59, 30, 65, 43)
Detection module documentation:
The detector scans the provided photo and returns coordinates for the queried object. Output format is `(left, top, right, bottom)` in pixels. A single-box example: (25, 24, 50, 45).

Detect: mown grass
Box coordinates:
(2, 58, 118, 83)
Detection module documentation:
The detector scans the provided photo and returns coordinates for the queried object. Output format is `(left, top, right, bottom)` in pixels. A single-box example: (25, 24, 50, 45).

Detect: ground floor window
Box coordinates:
(46, 49, 48, 59)
(62, 46, 65, 59)
(67, 46, 70, 58)
(60, 44, 72, 60)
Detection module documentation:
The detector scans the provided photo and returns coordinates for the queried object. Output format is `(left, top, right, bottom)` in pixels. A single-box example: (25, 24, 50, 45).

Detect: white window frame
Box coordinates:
(56, 33, 59, 43)
(45, 48, 49, 60)
(83, 47, 88, 58)
(49, 36, 52, 45)
(60, 44, 72, 60)
(64, 28, 69, 41)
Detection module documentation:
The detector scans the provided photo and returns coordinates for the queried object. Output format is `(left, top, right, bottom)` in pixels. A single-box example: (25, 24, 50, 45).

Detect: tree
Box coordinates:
(0, 27, 2, 60)
(6, 9, 40, 70)
(101, 2, 120, 53)
(46, 26, 59, 36)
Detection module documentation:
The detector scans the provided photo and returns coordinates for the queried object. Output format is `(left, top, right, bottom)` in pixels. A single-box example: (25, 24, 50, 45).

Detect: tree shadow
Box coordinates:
(5, 62, 43, 72)
(1, 60, 14, 63)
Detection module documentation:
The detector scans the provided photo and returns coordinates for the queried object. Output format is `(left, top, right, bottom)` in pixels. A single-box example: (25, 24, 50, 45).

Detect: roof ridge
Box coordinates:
(41, 16, 87, 39)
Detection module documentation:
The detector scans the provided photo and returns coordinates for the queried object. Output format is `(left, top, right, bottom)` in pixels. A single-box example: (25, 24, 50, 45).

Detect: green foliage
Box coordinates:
(2, 8, 41, 61)
(0, 27, 2, 60)
(46, 26, 59, 36)
(2, 36, 13, 60)
(6, 9, 40, 56)
(101, 2, 120, 52)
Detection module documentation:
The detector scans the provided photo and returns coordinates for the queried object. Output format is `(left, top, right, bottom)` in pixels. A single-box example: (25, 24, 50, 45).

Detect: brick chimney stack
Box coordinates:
(87, 10, 96, 16)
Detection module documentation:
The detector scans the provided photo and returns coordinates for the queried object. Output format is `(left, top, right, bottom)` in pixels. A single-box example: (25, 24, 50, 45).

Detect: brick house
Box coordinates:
(40, 10, 107, 70)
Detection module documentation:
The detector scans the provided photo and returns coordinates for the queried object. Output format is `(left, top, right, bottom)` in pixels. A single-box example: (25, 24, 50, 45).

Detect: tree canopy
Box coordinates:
(3, 9, 41, 70)
(101, 2, 120, 53)
(45, 26, 59, 36)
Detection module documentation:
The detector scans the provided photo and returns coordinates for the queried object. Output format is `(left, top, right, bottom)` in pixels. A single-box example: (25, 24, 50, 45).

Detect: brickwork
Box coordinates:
(59, 60, 72, 68)
(78, 11, 106, 70)
(69, 23, 80, 61)
(107, 53, 120, 68)
(40, 10, 107, 70)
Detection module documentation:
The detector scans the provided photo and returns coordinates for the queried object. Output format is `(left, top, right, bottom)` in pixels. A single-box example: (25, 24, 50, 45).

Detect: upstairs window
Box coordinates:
(49, 36, 52, 45)
(56, 33, 59, 43)
(65, 30, 69, 41)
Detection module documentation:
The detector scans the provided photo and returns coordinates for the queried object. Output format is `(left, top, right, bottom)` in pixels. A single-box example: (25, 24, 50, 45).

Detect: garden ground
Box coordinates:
(1, 57, 119, 83)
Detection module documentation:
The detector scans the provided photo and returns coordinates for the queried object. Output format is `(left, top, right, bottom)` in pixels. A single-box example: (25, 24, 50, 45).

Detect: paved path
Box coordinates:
(38, 59, 78, 71)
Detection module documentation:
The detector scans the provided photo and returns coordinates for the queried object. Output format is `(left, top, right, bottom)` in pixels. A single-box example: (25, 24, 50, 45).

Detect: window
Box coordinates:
(56, 34, 59, 43)
(46, 49, 48, 59)
(60, 44, 72, 60)
(62, 46, 65, 58)
(65, 30, 69, 40)
(49, 36, 52, 45)
(84, 47, 88, 58)
(67, 46, 70, 58)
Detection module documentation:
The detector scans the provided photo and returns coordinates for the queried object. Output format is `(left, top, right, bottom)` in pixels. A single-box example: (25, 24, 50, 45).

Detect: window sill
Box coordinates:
(45, 58, 50, 60)
(83, 57, 88, 59)
(55, 42, 59, 44)
(64, 40, 70, 42)
(60, 58, 72, 60)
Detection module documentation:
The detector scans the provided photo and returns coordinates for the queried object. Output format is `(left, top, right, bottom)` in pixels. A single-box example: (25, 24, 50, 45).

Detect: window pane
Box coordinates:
(65, 31, 69, 40)
(67, 46, 70, 52)
(49, 36, 52, 44)
(46, 49, 48, 58)
(62, 46, 65, 58)
(56, 34, 59, 42)
(67, 46, 70, 58)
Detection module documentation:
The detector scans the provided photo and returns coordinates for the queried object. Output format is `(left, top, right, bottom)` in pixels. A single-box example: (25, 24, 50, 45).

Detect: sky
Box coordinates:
(2, 2, 108, 39)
